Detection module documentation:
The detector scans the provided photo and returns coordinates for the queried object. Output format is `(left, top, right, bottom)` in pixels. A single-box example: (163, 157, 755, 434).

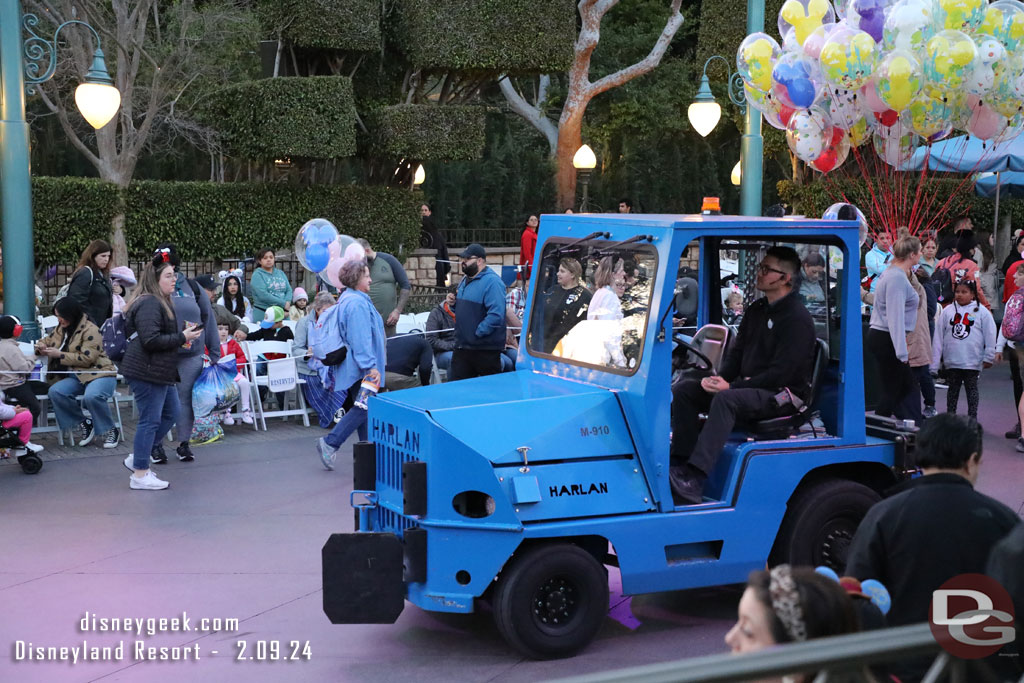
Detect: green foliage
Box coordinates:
(205, 77, 357, 159)
(696, 0, 786, 69)
(376, 105, 487, 161)
(397, 0, 575, 72)
(422, 114, 556, 240)
(31, 177, 420, 262)
(256, 0, 380, 51)
(32, 178, 122, 266)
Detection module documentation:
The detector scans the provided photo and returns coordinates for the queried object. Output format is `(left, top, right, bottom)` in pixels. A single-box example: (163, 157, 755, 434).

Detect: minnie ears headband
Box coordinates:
(152, 248, 173, 267)
(218, 268, 243, 282)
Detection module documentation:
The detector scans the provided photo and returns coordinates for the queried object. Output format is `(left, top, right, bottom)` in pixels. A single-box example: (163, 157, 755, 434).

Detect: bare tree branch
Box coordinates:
(498, 77, 558, 155)
(587, 0, 683, 98)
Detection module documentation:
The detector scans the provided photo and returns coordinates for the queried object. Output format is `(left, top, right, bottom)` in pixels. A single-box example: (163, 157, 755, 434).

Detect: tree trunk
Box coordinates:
(555, 114, 584, 211)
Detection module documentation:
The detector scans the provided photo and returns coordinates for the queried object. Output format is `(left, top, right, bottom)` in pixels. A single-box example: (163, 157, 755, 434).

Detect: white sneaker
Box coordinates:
(25, 441, 44, 453)
(129, 471, 169, 490)
(241, 410, 254, 425)
(317, 437, 337, 471)
(123, 455, 135, 472)
(223, 414, 235, 426)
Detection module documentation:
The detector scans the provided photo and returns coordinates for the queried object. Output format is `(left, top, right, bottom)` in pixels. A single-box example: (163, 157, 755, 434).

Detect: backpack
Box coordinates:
(930, 264, 955, 305)
(101, 313, 130, 362)
(1003, 289, 1024, 342)
(55, 267, 93, 303)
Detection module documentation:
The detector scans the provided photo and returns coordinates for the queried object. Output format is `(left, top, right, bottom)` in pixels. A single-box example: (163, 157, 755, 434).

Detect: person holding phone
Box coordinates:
(120, 258, 203, 490)
(150, 244, 219, 464)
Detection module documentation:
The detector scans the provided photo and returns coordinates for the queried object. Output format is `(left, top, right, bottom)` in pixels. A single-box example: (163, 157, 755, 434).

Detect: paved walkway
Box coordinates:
(1, 374, 1021, 683)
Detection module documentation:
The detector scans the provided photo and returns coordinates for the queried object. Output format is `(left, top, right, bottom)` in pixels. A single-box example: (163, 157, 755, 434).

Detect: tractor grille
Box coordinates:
(375, 442, 420, 538)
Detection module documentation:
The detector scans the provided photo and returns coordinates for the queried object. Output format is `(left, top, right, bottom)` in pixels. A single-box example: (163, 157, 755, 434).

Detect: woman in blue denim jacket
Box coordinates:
(314, 259, 386, 470)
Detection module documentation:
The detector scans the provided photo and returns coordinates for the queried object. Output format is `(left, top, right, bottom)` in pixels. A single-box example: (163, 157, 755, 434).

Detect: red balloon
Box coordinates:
(874, 109, 899, 128)
(779, 104, 796, 128)
(811, 127, 848, 173)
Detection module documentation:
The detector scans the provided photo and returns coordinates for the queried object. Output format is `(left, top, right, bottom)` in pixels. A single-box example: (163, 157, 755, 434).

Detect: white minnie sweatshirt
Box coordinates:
(931, 301, 997, 371)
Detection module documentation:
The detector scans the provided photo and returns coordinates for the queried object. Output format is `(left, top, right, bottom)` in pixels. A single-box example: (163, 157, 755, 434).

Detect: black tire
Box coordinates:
(18, 454, 42, 475)
(492, 544, 609, 660)
(769, 479, 880, 571)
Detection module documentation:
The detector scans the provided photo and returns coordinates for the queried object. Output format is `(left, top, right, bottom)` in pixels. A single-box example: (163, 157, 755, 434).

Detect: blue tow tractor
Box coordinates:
(321, 214, 918, 659)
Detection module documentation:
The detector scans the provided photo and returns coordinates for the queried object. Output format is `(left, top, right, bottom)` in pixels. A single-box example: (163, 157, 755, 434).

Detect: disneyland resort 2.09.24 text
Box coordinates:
(12, 611, 313, 664)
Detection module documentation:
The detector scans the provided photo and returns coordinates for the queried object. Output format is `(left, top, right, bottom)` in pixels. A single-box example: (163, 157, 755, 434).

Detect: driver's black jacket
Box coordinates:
(718, 290, 816, 400)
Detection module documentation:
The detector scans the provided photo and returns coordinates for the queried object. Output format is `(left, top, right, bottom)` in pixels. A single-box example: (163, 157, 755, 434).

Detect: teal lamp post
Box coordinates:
(0, 2, 120, 339)
(687, 1, 765, 217)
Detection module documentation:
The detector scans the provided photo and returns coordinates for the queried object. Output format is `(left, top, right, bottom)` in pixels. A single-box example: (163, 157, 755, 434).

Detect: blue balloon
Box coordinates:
(305, 242, 330, 273)
(774, 62, 817, 109)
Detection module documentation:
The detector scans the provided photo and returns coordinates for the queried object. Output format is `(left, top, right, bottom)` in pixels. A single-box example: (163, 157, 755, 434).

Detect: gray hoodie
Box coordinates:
(869, 265, 919, 362)
(171, 272, 220, 360)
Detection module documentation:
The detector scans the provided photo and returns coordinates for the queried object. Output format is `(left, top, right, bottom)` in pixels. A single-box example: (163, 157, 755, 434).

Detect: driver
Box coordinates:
(670, 246, 817, 505)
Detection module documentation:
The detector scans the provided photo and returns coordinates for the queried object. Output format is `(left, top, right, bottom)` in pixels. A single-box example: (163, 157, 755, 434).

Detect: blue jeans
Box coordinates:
(435, 351, 453, 372)
(325, 381, 367, 449)
(48, 376, 117, 434)
(129, 379, 180, 470)
(501, 347, 518, 372)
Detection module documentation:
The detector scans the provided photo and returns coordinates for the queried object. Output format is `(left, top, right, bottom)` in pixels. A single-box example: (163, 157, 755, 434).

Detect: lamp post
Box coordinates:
(731, 160, 742, 187)
(412, 164, 426, 189)
(687, 0, 765, 217)
(1, 3, 120, 339)
(572, 144, 597, 212)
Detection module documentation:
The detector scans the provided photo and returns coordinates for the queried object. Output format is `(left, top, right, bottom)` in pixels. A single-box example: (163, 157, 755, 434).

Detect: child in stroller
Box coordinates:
(0, 390, 42, 473)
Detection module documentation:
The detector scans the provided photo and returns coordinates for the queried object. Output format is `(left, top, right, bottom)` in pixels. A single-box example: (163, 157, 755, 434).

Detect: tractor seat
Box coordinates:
(744, 339, 829, 440)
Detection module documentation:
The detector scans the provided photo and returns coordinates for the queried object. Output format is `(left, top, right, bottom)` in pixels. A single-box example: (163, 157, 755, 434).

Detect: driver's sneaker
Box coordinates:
(669, 465, 706, 505)
(130, 471, 169, 490)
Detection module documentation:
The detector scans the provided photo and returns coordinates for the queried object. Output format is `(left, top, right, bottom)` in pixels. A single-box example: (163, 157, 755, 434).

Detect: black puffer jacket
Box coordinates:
(67, 266, 113, 327)
(120, 295, 185, 385)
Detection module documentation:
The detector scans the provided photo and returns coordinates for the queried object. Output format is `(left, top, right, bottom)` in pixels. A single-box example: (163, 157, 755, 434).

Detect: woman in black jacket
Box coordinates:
(66, 239, 114, 326)
(120, 258, 202, 490)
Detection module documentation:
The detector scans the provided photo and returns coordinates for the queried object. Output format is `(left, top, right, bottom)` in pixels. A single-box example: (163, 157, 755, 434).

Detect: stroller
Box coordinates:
(0, 423, 42, 474)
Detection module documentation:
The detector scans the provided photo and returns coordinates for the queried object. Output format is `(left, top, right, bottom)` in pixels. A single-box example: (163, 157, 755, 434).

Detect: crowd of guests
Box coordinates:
(860, 217, 1017, 426)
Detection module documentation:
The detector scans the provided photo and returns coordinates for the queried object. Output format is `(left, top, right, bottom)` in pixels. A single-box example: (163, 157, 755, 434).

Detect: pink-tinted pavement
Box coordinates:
(0, 371, 1020, 683)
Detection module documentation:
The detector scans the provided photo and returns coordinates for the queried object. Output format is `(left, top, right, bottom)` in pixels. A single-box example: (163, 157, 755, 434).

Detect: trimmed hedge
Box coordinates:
(205, 76, 357, 159)
(256, 0, 380, 51)
(31, 177, 420, 262)
(696, 0, 787, 69)
(397, 0, 575, 72)
(376, 105, 487, 161)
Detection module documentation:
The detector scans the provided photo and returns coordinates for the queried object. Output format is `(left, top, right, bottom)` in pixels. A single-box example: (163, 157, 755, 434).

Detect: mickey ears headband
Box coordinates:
(218, 268, 243, 282)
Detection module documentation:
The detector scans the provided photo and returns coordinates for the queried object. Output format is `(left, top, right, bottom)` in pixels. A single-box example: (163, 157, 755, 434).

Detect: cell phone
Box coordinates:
(191, 323, 205, 332)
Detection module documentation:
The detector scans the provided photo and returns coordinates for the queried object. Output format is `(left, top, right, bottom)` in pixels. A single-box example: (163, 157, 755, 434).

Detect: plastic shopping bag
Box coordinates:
(192, 356, 241, 419)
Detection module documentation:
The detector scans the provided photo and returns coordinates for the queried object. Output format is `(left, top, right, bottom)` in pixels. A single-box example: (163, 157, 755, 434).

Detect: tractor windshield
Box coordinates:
(526, 238, 658, 374)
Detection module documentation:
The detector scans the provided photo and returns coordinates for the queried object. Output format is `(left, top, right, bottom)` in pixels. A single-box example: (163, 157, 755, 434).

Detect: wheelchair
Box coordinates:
(0, 425, 42, 475)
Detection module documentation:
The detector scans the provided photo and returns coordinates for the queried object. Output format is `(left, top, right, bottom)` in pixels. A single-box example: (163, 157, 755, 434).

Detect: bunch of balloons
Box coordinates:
(294, 218, 365, 289)
(736, 0, 1024, 172)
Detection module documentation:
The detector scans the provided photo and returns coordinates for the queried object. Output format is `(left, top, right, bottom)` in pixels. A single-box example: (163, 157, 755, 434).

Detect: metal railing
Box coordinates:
(551, 623, 1014, 683)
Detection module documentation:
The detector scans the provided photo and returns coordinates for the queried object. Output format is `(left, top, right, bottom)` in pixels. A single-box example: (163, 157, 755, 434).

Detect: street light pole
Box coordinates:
(740, 0, 765, 218)
(0, 4, 120, 340)
(0, 0, 37, 338)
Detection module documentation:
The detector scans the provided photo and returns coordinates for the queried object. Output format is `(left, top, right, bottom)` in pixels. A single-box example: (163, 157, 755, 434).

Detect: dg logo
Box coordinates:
(929, 573, 1016, 659)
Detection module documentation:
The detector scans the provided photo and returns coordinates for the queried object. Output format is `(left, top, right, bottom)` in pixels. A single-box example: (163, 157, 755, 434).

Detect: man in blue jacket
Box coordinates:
(451, 244, 507, 381)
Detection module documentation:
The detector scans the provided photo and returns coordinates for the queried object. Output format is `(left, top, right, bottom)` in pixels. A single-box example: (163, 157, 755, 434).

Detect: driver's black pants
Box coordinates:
(670, 380, 787, 476)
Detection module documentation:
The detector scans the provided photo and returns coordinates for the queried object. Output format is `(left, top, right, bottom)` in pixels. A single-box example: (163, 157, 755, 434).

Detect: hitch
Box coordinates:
(350, 490, 378, 532)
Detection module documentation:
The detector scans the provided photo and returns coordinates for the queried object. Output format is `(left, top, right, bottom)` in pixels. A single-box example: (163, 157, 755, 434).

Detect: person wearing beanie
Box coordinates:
(289, 287, 309, 322)
(0, 316, 43, 449)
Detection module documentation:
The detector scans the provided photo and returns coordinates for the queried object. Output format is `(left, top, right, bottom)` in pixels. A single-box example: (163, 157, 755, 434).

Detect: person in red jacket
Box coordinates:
(519, 214, 539, 286)
(216, 321, 253, 425)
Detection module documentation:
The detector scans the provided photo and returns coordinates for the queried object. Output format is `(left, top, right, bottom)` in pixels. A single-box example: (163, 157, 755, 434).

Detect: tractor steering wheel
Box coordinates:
(672, 334, 713, 373)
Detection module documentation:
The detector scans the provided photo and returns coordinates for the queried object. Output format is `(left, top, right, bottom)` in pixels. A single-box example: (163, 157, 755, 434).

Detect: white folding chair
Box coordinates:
(396, 313, 417, 335)
(243, 321, 260, 333)
(243, 341, 310, 429)
(40, 316, 58, 333)
(282, 320, 297, 332)
(17, 345, 60, 440)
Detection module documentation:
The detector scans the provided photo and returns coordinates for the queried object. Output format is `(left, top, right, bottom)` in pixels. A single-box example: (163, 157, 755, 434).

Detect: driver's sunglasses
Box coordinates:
(757, 262, 788, 276)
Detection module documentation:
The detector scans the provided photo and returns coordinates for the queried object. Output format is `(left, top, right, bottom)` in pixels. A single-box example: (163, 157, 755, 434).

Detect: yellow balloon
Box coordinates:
(743, 38, 776, 91)
(882, 55, 917, 111)
(782, 0, 830, 45)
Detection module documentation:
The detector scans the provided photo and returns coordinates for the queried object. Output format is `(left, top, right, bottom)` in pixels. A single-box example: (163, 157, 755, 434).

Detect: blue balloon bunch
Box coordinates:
(296, 218, 339, 274)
